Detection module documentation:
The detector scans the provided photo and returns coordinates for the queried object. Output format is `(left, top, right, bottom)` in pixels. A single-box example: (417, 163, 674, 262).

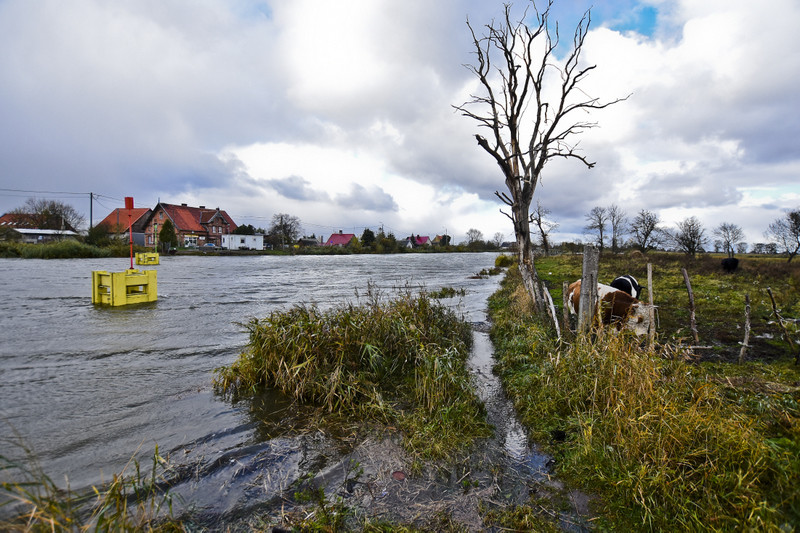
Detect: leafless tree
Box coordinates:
(11, 197, 85, 231)
(584, 206, 608, 253)
(454, 0, 626, 309)
(608, 204, 627, 254)
(466, 228, 484, 244)
(713, 222, 745, 258)
(492, 232, 505, 248)
(765, 209, 800, 263)
(672, 216, 707, 257)
(268, 213, 301, 248)
(629, 209, 665, 252)
(531, 200, 558, 256)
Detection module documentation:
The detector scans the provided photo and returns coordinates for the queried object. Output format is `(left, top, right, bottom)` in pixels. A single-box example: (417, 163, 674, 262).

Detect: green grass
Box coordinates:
(489, 261, 800, 531)
(214, 287, 491, 460)
(536, 252, 800, 360)
(0, 240, 149, 259)
(1, 440, 181, 532)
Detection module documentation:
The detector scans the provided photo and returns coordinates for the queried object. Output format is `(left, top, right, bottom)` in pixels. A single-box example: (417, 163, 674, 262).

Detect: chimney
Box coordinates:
(199, 205, 205, 209)
(181, 203, 188, 207)
(339, 230, 343, 234)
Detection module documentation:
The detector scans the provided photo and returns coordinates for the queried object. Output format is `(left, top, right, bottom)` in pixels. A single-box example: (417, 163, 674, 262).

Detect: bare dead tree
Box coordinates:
(713, 222, 745, 258)
(629, 209, 666, 252)
(11, 197, 85, 231)
(531, 200, 558, 256)
(673, 216, 707, 258)
(454, 0, 627, 308)
(608, 204, 627, 254)
(584, 206, 608, 253)
(765, 209, 800, 263)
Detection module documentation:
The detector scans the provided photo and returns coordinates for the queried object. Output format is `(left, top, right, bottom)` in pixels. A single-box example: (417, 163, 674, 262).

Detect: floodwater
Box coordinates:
(0, 252, 571, 528)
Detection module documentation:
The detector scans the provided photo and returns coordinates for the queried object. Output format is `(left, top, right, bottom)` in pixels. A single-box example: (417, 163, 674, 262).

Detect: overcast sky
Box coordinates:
(1, 0, 798, 246)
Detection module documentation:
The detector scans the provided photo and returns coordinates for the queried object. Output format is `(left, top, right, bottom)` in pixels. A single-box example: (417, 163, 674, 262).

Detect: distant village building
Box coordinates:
(404, 235, 431, 248)
(221, 233, 265, 250)
(325, 231, 356, 247)
(96, 207, 152, 246)
(0, 213, 79, 243)
(141, 203, 237, 248)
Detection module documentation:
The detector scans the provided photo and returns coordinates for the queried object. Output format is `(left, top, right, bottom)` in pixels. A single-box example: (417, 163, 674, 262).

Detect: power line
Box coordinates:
(0, 187, 90, 196)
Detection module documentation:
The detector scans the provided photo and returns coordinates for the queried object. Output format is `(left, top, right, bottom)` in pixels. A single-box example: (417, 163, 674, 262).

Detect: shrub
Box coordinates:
(495, 254, 515, 268)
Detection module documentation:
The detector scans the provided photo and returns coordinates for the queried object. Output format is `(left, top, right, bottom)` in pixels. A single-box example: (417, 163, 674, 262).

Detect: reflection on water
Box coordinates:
(1, 253, 508, 518)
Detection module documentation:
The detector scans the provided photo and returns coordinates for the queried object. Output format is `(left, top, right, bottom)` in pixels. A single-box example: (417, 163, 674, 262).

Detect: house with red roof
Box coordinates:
(325, 231, 356, 247)
(404, 235, 431, 248)
(97, 207, 152, 245)
(141, 202, 237, 248)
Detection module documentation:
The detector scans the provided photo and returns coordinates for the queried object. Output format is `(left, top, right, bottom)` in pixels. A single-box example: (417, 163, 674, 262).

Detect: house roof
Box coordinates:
(405, 235, 430, 246)
(156, 203, 237, 233)
(0, 212, 39, 228)
(14, 228, 79, 236)
(326, 233, 355, 246)
(97, 208, 151, 232)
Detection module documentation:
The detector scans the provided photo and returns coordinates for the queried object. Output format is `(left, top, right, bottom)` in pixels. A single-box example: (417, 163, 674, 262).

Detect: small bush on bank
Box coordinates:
(489, 265, 800, 531)
(495, 254, 515, 268)
(214, 288, 491, 460)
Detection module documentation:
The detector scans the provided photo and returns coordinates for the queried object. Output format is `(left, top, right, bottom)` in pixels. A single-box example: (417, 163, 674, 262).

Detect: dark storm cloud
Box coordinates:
(334, 184, 398, 212)
(267, 175, 330, 202)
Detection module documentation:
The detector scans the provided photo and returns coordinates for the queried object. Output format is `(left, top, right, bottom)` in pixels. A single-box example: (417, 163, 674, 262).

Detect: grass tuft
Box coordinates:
(1, 438, 181, 532)
(214, 288, 491, 460)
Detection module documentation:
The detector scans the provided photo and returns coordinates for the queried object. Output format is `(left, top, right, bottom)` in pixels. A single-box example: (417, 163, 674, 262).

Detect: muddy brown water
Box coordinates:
(0, 253, 589, 530)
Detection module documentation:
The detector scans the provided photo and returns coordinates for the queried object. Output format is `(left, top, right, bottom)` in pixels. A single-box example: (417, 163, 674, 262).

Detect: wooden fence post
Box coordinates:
(562, 281, 571, 334)
(578, 245, 599, 334)
(739, 293, 751, 364)
(647, 263, 655, 348)
(682, 268, 700, 345)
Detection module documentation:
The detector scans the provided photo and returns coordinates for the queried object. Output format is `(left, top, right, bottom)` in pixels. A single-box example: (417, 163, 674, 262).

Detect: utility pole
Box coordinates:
(89, 192, 93, 230)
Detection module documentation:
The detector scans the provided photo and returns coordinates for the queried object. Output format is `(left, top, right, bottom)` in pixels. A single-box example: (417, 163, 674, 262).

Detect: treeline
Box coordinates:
(534, 205, 800, 262)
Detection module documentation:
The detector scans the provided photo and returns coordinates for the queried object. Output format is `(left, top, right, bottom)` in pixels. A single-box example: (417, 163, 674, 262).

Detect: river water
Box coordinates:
(2, 252, 566, 525)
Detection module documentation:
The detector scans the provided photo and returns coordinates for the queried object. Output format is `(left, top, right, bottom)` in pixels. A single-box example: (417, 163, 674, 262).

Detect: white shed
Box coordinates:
(221, 234, 265, 250)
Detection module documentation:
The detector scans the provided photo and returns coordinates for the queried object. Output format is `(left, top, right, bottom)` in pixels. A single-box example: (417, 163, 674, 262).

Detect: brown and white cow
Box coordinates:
(567, 279, 651, 335)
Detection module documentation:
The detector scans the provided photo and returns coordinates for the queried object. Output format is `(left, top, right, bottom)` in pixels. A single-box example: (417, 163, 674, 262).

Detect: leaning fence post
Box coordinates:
(578, 245, 599, 334)
(682, 267, 700, 345)
(647, 263, 655, 347)
(562, 281, 571, 334)
(767, 286, 798, 364)
(739, 293, 751, 364)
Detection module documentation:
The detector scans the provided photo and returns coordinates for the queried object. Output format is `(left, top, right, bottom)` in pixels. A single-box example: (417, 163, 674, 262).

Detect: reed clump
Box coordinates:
(215, 289, 491, 459)
(489, 265, 800, 530)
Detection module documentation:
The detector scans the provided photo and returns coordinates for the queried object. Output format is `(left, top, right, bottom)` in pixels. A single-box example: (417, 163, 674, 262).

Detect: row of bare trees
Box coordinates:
(577, 206, 800, 261)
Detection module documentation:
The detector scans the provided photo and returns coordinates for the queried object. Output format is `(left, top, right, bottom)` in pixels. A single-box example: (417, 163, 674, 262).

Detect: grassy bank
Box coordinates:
(214, 287, 491, 461)
(490, 262, 800, 530)
(0, 240, 140, 259)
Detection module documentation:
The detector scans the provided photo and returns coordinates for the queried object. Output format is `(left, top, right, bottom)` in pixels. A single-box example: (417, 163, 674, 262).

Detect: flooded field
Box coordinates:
(1, 252, 585, 529)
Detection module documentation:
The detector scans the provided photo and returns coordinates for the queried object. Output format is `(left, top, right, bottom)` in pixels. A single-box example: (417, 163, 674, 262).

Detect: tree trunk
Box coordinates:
(514, 203, 545, 313)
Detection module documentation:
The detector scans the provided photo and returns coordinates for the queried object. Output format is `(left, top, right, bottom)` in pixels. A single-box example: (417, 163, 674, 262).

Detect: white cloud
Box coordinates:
(0, 0, 798, 247)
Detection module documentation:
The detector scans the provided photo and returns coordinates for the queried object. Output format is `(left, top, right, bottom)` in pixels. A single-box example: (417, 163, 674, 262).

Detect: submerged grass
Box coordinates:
(214, 287, 491, 460)
(489, 264, 800, 530)
(1, 438, 181, 532)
